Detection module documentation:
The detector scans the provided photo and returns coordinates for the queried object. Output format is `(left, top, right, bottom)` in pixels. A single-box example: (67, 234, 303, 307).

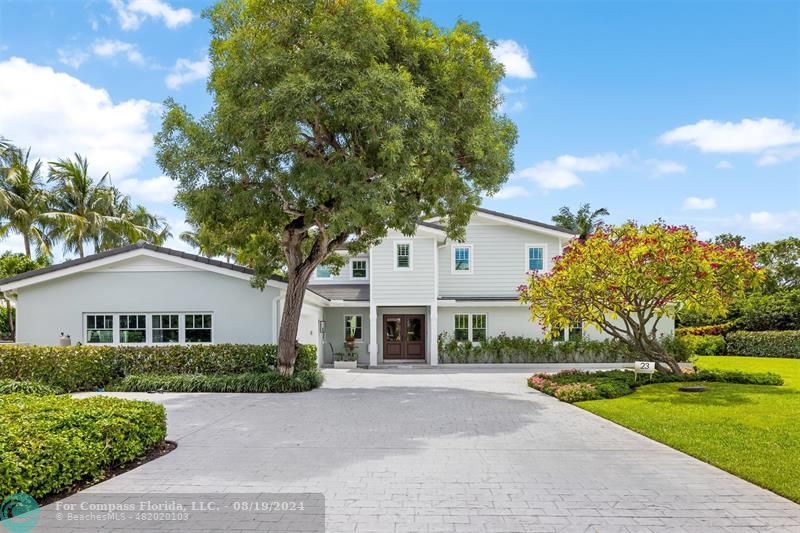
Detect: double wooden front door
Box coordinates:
(383, 315, 426, 360)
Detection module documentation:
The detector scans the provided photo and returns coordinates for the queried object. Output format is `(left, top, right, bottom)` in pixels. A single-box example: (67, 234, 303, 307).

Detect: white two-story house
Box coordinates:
(0, 208, 673, 366)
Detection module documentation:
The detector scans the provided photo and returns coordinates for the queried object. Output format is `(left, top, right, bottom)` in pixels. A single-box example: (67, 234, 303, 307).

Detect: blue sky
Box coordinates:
(0, 0, 798, 259)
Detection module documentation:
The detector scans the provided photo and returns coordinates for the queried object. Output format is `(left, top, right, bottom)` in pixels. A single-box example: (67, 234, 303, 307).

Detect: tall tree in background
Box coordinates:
(0, 148, 52, 258)
(551, 203, 610, 239)
(156, 0, 517, 373)
(0, 251, 49, 338)
(180, 223, 236, 262)
(94, 188, 171, 251)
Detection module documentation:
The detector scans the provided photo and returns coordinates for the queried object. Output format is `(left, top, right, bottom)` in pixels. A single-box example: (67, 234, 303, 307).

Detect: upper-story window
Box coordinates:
(526, 244, 546, 271)
(315, 264, 332, 279)
(452, 244, 473, 274)
(395, 241, 412, 270)
(351, 259, 368, 279)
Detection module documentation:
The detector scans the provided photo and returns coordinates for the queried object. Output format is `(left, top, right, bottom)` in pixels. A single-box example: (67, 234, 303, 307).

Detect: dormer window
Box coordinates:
(395, 241, 412, 270)
(452, 244, 473, 273)
(315, 264, 332, 279)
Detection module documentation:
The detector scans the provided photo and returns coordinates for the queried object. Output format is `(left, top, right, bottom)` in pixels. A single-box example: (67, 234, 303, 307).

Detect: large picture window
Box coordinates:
(185, 314, 212, 343)
(152, 314, 180, 343)
(119, 314, 146, 343)
(86, 314, 113, 344)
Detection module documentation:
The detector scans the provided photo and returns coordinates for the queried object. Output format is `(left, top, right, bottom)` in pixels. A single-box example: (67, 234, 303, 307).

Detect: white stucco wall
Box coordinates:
(14, 268, 282, 346)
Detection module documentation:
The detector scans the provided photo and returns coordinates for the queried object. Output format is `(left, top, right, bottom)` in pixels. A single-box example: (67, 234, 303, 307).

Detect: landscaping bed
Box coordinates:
(112, 370, 324, 393)
(0, 343, 321, 392)
(0, 393, 167, 499)
(527, 367, 783, 402)
(577, 356, 800, 503)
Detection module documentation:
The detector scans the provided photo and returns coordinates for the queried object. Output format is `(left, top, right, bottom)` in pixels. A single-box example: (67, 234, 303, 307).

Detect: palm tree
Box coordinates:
(0, 148, 52, 258)
(93, 187, 171, 251)
(46, 154, 116, 258)
(551, 203, 610, 240)
(180, 224, 236, 262)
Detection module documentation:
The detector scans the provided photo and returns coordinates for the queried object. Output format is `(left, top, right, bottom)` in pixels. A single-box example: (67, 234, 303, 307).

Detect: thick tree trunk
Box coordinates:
(276, 267, 314, 376)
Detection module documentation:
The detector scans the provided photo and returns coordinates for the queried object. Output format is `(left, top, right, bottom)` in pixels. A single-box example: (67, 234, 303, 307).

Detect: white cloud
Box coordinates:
(491, 40, 536, 79)
(744, 211, 800, 232)
(659, 118, 800, 153)
(517, 153, 625, 190)
(92, 39, 145, 65)
(683, 196, 716, 210)
(165, 56, 209, 89)
(57, 48, 89, 68)
(116, 175, 176, 203)
(648, 159, 686, 176)
(492, 185, 529, 200)
(715, 160, 733, 169)
(110, 0, 193, 31)
(757, 145, 800, 166)
(0, 57, 159, 180)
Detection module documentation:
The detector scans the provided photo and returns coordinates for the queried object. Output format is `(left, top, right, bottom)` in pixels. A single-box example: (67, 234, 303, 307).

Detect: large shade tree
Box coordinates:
(156, 0, 517, 374)
(519, 222, 760, 373)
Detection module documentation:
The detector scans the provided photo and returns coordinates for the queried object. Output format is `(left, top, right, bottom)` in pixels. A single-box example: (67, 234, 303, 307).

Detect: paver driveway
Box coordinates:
(47, 367, 798, 532)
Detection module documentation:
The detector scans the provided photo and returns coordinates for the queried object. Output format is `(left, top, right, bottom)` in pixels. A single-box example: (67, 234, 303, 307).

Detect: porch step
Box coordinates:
(372, 363, 433, 369)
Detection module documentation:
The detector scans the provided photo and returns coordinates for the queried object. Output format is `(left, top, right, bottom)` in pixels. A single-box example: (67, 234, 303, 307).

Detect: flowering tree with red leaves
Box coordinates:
(518, 222, 761, 373)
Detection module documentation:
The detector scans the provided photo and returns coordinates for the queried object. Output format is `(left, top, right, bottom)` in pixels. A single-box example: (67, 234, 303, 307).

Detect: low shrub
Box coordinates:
(554, 382, 600, 402)
(0, 344, 319, 392)
(527, 367, 783, 402)
(111, 369, 324, 393)
(681, 334, 726, 355)
(676, 322, 737, 337)
(439, 333, 635, 364)
(0, 378, 61, 395)
(726, 331, 800, 358)
(0, 394, 166, 499)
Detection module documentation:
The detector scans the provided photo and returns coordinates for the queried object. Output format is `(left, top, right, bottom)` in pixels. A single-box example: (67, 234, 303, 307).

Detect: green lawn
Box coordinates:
(579, 356, 800, 502)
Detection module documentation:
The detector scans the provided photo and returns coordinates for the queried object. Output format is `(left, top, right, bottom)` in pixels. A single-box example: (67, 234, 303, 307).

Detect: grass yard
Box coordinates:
(579, 356, 800, 503)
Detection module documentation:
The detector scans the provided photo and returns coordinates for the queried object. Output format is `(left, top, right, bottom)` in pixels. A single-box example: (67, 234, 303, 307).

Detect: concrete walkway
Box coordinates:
(43, 367, 799, 532)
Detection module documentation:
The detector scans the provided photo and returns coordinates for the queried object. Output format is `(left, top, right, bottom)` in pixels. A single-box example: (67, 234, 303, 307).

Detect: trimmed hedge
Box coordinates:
(676, 322, 737, 337)
(111, 369, 324, 393)
(438, 333, 636, 364)
(726, 331, 800, 358)
(527, 367, 784, 402)
(0, 344, 318, 392)
(0, 394, 166, 499)
(0, 378, 61, 395)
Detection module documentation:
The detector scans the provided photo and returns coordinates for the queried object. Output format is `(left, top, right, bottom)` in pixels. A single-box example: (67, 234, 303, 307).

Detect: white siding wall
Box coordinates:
(321, 307, 371, 365)
(371, 232, 436, 304)
(437, 305, 546, 339)
(438, 220, 564, 298)
(15, 268, 281, 346)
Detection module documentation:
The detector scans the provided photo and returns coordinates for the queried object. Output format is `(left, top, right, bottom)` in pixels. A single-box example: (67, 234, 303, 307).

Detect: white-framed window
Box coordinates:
(315, 264, 333, 279)
(152, 314, 180, 343)
(185, 314, 212, 343)
(452, 244, 473, 273)
(394, 241, 412, 270)
(86, 314, 113, 344)
(525, 244, 547, 272)
(351, 259, 368, 279)
(344, 314, 363, 341)
(119, 314, 147, 343)
(454, 313, 487, 343)
(454, 314, 469, 341)
(553, 322, 583, 342)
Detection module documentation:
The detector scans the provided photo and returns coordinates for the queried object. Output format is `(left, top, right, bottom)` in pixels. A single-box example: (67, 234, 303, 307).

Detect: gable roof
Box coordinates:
(474, 208, 577, 236)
